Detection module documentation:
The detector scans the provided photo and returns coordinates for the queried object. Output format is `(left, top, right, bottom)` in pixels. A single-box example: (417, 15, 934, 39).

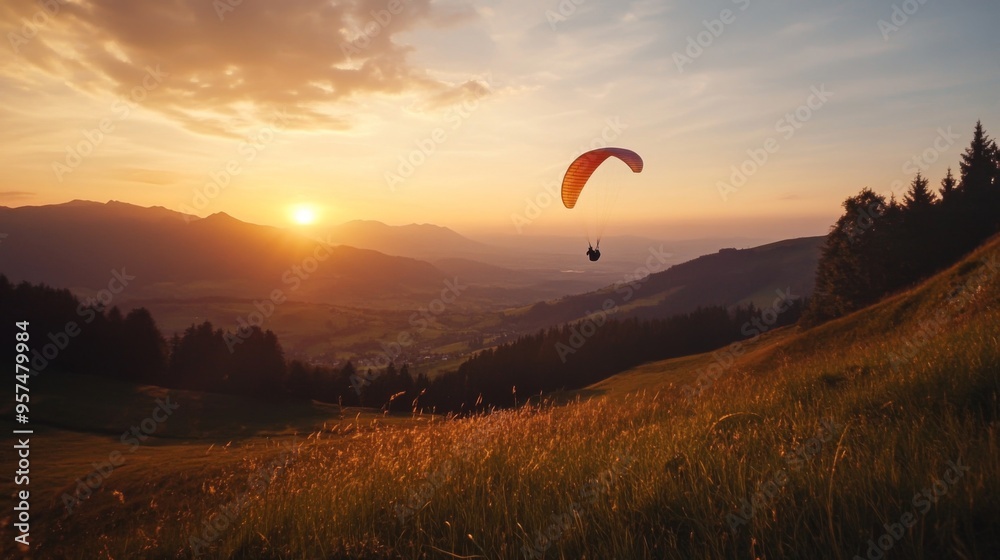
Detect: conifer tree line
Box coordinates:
(1, 277, 285, 399)
(805, 121, 1000, 324)
(0, 275, 802, 412)
(420, 301, 806, 411)
(3, 121, 995, 411)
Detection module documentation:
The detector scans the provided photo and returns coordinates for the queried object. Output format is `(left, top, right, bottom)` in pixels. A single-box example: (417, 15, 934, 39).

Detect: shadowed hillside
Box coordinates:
(6, 234, 996, 559)
(512, 236, 823, 331)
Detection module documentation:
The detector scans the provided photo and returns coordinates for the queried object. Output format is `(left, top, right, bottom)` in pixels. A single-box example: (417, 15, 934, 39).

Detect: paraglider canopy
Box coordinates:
(561, 147, 643, 209)
(561, 147, 643, 259)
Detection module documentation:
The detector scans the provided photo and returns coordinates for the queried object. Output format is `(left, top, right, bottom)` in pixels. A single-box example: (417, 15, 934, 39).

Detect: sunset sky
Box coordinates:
(2, 0, 999, 240)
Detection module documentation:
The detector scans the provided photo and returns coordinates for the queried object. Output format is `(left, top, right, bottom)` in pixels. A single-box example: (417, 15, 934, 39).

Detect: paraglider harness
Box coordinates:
(587, 244, 601, 262)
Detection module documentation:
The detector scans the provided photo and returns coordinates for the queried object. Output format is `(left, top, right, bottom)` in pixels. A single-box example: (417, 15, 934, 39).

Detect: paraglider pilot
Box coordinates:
(561, 147, 642, 265)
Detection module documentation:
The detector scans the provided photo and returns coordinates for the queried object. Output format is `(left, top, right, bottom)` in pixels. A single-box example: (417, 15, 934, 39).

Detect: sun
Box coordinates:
(291, 205, 318, 225)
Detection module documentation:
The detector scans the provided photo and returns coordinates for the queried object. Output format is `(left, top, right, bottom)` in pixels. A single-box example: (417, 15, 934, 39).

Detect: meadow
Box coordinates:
(5, 237, 999, 559)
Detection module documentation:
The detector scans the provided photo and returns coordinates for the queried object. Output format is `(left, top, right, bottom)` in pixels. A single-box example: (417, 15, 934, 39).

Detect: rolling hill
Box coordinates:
(0, 201, 826, 367)
(0, 201, 464, 305)
(325, 219, 496, 260)
(0, 201, 656, 309)
(510, 235, 824, 330)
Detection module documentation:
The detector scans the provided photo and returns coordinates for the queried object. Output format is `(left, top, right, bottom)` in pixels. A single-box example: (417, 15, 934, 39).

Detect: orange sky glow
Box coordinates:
(2, 0, 999, 240)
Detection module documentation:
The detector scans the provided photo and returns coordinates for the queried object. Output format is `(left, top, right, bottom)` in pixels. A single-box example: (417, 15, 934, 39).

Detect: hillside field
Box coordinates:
(4, 236, 1000, 559)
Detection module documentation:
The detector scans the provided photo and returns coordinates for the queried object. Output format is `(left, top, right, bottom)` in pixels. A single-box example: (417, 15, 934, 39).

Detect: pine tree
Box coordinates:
(286, 360, 312, 398)
(120, 308, 167, 383)
(900, 173, 943, 281)
(230, 327, 287, 398)
(169, 322, 229, 391)
(903, 172, 935, 211)
(959, 120, 997, 196)
(952, 121, 1000, 254)
(939, 167, 957, 200)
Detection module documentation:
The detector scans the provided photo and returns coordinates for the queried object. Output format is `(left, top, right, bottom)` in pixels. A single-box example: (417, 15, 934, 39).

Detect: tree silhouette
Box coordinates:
(903, 172, 935, 211)
(950, 121, 1000, 256)
(804, 188, 901, 324)
(230, 326, 286, 398)
(939, 167, 957, 200)
(120, 307, 168, 384)
(168, 322, 230, 391)
(286, 360, 313, 397)
(807, 121, 999, 326)
(959, 120, 998, 195)
(901, 172, 943, 279)
(419, 302, 804, 412)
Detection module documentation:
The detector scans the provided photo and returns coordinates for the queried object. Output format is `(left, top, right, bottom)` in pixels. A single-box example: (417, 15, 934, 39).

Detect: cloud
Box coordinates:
(415, 76, 493, 111)
(0, 191, 37, 201)
(107, 168, 190, 186)
(0, 0, 482, 136)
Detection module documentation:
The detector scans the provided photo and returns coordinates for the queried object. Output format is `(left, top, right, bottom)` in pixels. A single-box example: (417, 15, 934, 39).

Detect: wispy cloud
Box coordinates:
(0, 191, 37, 201)
(0, 0, 484, 136)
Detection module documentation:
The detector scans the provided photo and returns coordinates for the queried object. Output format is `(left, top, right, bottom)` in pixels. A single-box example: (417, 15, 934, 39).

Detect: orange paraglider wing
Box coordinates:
(561, 147, 643, 209)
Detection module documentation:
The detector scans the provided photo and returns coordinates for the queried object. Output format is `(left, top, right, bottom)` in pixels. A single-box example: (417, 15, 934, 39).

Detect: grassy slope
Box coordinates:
(6, 238, 1000, 559)
(0, 375, 412, 559)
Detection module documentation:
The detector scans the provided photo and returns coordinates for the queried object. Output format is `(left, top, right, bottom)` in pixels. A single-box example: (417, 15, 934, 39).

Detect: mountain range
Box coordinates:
(0, 200, 449, 305)
(0, 201, 824, 342)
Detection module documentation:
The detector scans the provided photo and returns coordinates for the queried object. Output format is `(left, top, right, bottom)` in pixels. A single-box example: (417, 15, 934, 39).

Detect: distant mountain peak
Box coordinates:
(194, 211, 257, 230)
(338, 219, 454, 233)
(326, 218, 491, 259)
(63, 199, 104, 207)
